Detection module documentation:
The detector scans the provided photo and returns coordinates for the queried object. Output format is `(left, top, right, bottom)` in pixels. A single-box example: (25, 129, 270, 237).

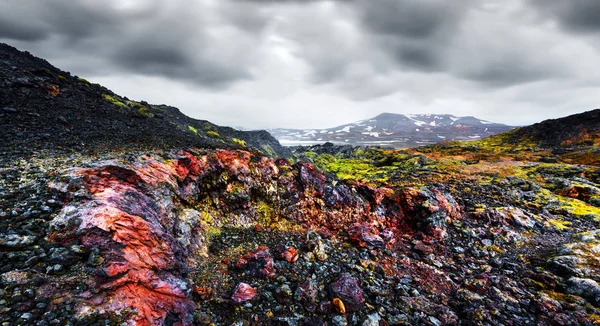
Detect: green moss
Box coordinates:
(261, 145, 277, 157)
(314, 153, 391, 184)
(58, 75, 67, 81)
(137, 106, 154, 118)
(102, 94, 126, 107)
(202, 123, 216, 132)
(188, 125, 199, 135)
(304, 151, 317, 160)
(231, 138, 247, 147)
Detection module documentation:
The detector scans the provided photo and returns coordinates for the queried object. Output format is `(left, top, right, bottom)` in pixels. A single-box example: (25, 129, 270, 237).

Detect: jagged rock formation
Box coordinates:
(43, 149, 458, 325)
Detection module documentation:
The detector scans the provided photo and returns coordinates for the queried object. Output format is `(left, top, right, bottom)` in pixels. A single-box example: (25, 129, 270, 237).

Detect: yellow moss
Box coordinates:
(261, 145, 277, 157)
(200, 211, 213, 224)
(188, 125, 198, 134)
(586, 314, 600, 324)
(543, 290, 580, 304)
(314, 153, 391, 184)
(547, 219, 572, 230)
(78, 77, 90, 85)
(257, 202, 275, 225)
(488, 245, 505, 254)
(535, 188, 600, 220)
(303, 151, 316, 160)
(137, 106, 154, 118)
(207, 131, 221, 139)
(232, 138, 247, 147)
(204, 226, 222, 240)
(560, 196, 600, 220)
(102, 94, 126, 107)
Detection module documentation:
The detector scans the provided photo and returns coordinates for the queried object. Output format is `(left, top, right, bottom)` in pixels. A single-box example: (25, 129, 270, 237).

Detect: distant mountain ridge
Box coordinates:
(269, 112, 515, 148)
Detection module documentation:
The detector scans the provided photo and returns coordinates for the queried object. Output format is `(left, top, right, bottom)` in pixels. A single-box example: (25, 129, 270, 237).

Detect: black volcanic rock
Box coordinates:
(0, 43, 289, 157)
(507, 108, 600, 148)
(269, 112, 514, 148)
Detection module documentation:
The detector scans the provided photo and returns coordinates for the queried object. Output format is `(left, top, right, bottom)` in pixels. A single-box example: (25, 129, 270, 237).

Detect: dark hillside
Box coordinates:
(0, 43, 288, 157)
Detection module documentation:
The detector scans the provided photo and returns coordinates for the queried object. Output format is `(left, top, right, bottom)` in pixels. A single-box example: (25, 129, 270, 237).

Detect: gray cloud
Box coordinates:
(359, 0, 469, 39)
(0, 19, 48, 42)
(0, 0, 260, 87)
(0, 0, 598, 129)
(531, 0, 600, 33)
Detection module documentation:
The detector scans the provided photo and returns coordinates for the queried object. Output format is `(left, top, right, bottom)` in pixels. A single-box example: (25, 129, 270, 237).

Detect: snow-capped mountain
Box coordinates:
(269, 113, 515, 148)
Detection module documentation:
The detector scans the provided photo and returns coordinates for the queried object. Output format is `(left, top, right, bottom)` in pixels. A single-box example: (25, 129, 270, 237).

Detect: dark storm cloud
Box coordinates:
(0, 2, 50, 41)
(531, 0, 600, 33)
(0, 19, 48, 41)
(464, 64, 549, 87)
(0, 0, 258, 88)
(359, 0, 468, 39)
(355, 0, 472, 72)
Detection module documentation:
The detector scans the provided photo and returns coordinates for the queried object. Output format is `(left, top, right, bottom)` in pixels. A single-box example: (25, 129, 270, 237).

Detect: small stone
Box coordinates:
(429, 316, 442, 326)
(348, 223, 384, 248)
(314, 241, 328, 262)
(281, 247, 299, 263)
(87, 249, 104, 266)
(19, 313, 33, 320)
(332, 315, 348, 326)
(1, 270, 30, 285)
(0, 234, 36, 248)
(388, 314, 409, 325)
(329, 275, 365, 312)
(235, 246, 275, 279)
(332, 298, 346, 314)
(295, 277, 319, 311)
(362, 313, 381, 326)
(567, 277, 600, 305)
(275, 284, 292, 304)
(231, 283, 258, 304)
(413, 242, 433, 255)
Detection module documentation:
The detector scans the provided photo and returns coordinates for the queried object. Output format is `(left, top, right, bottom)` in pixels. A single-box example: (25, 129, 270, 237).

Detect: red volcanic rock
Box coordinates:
(397, 187, 462, 238)
(47, 148, 462, 325)
(235, 246, 276, 278)
(348, 223, 384, 248)
(231, 283, 258, 304)
(280, 246, 299, 263)
(413, 241, 434, 255)
(329, 275, 365, 312)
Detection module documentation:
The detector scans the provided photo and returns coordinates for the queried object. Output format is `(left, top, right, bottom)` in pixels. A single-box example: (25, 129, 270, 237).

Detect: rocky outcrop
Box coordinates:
(43, 149, 462, 325)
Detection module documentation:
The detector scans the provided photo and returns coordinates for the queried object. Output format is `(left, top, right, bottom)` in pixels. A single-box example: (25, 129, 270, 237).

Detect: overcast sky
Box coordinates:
(1, 0, 599, 129)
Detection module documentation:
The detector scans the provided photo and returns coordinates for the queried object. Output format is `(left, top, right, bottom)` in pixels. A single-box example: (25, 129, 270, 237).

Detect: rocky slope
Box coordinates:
(269, 113, 514, 148)
(1, 45, 600, 326)
(0, 43, 288, 157)
(508, 109, 600, 148)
